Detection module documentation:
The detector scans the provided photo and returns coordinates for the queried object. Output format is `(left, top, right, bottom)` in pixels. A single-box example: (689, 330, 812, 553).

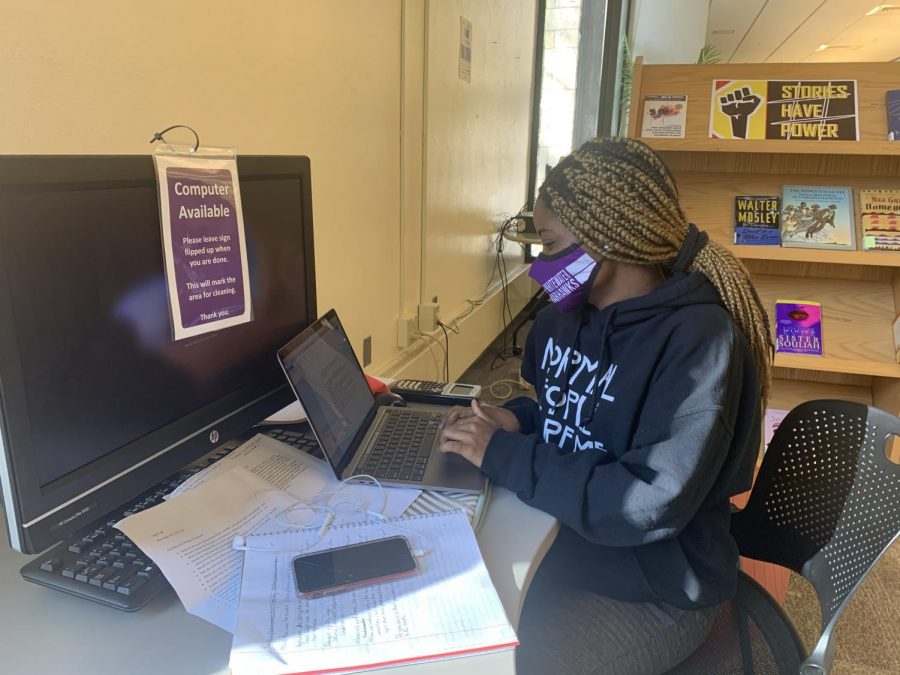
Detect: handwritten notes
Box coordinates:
(230, 510, 518, 674)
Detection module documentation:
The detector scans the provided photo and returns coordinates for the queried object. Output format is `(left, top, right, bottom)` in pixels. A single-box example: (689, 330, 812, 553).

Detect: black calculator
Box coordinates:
(391, 379, 481, 404)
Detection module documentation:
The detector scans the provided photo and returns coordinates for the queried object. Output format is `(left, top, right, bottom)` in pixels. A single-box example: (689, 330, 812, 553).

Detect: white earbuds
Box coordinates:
(231, 530, 427, 556)
(258, 474, 388, 532)
(229, 475, 430, 557)
(231, 534, 317, 553)
(231, 531, 428, 556)
(231, 474, 429, 557)
(231, 534, 315, 553)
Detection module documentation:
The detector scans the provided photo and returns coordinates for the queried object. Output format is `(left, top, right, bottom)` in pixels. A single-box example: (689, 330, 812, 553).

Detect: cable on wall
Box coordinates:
(436, 321, 459, 381)
(413, 330, 448, 380)
(488, 209, 526, 370)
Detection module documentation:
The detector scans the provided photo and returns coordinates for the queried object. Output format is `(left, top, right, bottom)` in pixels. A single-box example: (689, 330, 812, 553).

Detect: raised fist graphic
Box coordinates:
(719, 87, 761, 139)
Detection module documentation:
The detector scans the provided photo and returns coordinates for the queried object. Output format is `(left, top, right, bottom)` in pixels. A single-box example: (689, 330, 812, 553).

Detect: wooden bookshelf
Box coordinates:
(635, 137, 900, 156)
(725, 246, 900, 268)
(628, 59, 900, 455)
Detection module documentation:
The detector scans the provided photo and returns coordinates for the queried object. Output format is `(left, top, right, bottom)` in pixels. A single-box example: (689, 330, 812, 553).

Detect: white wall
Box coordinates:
(629, 0, 709, 64)
(1, 0, 538, 379)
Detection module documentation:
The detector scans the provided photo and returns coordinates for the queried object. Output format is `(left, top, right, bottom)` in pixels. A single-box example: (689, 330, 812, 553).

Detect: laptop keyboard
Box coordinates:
(360, 410, 443, 481)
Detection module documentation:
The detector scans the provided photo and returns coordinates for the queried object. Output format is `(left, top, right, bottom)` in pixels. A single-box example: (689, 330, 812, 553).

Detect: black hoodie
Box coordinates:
(481, 265, 760, 610)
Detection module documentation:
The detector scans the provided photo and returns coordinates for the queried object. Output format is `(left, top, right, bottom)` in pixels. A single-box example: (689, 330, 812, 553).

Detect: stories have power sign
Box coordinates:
(709, 79, 858, 141)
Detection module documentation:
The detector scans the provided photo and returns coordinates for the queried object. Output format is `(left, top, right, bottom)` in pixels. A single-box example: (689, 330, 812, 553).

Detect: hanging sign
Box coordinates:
(154, 151, 252, 340)
(709, 79, 859, 141)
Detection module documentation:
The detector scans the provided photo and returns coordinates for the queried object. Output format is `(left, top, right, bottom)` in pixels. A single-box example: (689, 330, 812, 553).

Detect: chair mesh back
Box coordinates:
(732, 400, 900, 629)
(665, 574, 803, 675)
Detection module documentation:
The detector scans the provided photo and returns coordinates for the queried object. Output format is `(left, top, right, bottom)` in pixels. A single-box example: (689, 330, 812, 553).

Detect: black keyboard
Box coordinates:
(360, 410, 442, 482)
(19, 424, 321, 611)
(265, 425, 324, 461)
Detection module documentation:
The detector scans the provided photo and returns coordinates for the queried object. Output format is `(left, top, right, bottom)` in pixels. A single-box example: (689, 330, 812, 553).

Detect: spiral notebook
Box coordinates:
(229, 509, 517, 675)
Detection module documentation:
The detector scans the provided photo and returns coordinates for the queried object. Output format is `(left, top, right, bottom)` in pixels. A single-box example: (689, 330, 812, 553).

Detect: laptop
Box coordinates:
(277, 309, 485, 494)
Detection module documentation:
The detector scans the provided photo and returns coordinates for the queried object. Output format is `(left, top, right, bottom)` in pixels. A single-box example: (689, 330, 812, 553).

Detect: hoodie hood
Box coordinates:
(549, 224, 721, 424)
(591, 222, 715, 323)
(556, 222, 717, 333)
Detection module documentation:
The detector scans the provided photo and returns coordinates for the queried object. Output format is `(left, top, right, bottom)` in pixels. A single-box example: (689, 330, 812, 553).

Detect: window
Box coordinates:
(528, 0, 628, 202)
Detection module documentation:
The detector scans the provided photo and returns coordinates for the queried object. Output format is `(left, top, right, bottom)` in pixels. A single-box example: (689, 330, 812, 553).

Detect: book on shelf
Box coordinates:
(734, 195, 780, 245)
(893, 314, 900, 364)
(780, 186, 856, 251)
(888, 89, 900, 141)
(764, 408, 789, 452)
(859, 188, 900, 252)
(640, 95, 688, 139)
(775, 300, 822, 356)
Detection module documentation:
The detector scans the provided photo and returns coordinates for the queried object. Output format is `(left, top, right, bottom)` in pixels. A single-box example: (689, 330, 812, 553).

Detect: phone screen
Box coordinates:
(292, 536, 417, 597)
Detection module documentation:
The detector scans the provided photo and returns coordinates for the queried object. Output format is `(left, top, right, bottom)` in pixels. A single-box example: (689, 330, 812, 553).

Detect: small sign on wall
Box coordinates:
(459, 17, 472, 83)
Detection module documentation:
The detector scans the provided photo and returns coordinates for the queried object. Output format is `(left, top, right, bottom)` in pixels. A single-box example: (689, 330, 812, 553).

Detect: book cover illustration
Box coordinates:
(641, 95, 687, 138)
(734, 195, 780, 245)
(859, 188, 900, 251)
(775, 300, 823, 356)
(888, 89, 900, 141)
(780, 186, 856, 250)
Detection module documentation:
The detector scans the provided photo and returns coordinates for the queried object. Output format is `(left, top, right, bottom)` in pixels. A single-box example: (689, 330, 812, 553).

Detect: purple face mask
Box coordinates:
(528, 244, 598, 312)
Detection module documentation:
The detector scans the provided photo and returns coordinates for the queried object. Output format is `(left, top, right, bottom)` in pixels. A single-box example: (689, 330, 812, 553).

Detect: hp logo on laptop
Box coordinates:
(209, 430, 220, 444)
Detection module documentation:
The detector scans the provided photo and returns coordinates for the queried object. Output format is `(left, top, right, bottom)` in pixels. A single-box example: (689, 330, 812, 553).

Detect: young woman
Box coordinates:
(438, 137, 772, 674)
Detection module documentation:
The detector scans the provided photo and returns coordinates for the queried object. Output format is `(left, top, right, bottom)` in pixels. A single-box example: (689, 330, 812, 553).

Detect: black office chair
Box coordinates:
(668, 400, 900, 674)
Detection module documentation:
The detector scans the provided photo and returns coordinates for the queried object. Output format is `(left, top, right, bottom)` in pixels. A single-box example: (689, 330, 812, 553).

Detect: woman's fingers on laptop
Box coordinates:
(438, 415, 496, 467)
(440, 405, 472, 428)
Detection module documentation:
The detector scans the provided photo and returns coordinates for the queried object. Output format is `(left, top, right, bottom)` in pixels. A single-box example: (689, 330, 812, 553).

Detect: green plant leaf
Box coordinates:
(697, 43, 722, 64)
(619, 35, 633, 136)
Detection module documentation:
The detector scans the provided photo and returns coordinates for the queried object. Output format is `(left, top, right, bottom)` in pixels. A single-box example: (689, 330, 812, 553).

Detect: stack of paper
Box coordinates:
(230, 509, 518, 674)
(116, 434, 420, 631)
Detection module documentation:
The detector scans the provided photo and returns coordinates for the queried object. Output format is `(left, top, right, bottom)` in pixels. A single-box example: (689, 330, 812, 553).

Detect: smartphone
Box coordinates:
(291, 536, 418, 598)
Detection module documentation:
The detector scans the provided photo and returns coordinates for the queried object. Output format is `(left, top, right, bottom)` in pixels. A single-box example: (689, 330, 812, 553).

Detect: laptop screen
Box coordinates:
(278, 311, 375, 470)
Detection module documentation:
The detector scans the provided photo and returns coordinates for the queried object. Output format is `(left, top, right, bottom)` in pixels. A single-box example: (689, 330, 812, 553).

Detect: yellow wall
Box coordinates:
(421, 1, 536, 320)
(1, 0, 536, 375)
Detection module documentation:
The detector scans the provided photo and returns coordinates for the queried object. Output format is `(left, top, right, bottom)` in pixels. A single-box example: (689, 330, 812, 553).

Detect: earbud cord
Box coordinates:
(234, 475, 430, 557)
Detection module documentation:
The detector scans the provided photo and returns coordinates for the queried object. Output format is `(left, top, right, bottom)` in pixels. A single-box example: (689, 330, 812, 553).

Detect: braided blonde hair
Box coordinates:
(540, 137, 773, 402)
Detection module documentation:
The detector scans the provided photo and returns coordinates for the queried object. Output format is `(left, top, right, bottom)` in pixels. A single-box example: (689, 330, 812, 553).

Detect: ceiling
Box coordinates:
(706, 0, 900, 63)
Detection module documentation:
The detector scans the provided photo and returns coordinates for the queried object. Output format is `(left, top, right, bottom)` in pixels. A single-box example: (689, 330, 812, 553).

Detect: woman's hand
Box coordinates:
(440, 400, 520, 433)
(438, 399, 517, 468)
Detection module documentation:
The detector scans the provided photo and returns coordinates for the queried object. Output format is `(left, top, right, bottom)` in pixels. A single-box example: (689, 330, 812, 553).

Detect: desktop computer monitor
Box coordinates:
(0, 154, 316, 554)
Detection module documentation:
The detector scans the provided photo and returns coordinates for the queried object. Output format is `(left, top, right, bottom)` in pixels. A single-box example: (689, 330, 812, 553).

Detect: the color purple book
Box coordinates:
(775, 300, 822, 356)
(888, 89, 900, 141)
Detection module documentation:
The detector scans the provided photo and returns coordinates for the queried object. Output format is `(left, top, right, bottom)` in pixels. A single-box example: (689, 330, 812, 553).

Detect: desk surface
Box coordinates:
(0, 487, 557, 675)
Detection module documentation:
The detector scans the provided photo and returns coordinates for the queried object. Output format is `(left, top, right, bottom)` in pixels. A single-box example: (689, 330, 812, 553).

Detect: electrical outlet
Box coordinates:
(418, 302, 440, 332)
(362, 336, 372, 366)
(397, 315, 417, 348)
